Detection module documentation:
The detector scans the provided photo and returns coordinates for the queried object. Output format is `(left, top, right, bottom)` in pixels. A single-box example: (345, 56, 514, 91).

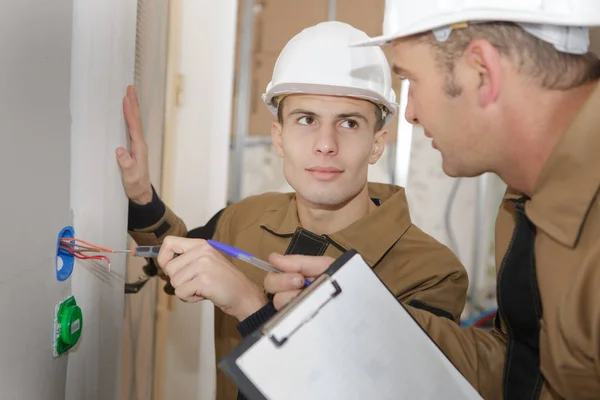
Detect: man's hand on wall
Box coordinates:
(116, 85, 153, 205)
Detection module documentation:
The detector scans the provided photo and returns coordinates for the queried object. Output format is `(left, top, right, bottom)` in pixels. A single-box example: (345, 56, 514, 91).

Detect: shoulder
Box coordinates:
(389, 222, 466, 284)
(217, 191, 294, 233)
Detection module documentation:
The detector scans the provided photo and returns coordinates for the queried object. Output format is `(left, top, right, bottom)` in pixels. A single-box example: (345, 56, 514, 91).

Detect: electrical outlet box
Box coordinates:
(56, 226, 75, 281)
(52, 296, 83, 357)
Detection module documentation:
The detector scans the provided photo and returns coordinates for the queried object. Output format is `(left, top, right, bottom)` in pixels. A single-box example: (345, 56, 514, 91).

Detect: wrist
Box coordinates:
(234, 290, 268, 322)
(131, 186, 153, 205)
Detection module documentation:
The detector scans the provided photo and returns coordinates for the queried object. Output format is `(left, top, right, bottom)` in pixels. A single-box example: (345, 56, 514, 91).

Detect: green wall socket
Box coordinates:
(52, 296, 83, 357)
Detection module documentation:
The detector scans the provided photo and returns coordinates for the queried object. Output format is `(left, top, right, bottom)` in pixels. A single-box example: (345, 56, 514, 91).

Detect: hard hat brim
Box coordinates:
(262, 83, 399, 128)
(264, 83, 398, 113)
(352, 9, 600, 47)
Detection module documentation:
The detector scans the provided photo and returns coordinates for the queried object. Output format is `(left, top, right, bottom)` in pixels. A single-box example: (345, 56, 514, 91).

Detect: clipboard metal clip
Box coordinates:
(263, 275, 342, 348)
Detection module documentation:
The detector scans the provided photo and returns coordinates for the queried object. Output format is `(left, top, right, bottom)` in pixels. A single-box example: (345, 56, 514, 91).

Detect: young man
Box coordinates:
(121, 22, 468, 399)
(260, 2, 600, 399)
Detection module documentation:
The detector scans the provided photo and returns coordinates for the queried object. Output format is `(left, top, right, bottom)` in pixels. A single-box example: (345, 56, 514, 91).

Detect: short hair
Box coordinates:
(276, 97, 386, 132)
(421, 22, 600, 97)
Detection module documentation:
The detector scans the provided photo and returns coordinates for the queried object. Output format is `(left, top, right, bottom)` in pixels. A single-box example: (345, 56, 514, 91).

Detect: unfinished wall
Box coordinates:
(154, 1, 238, 399)
(120, 0, 170, 399)
(65, 1, 138, 399)
(591, 27, 600, 55)
(0, 1, 73, 398)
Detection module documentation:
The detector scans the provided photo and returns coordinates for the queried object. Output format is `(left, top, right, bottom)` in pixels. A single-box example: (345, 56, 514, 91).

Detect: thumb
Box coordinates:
(268, 253, 334, 277)
(116, 147, 134, 169)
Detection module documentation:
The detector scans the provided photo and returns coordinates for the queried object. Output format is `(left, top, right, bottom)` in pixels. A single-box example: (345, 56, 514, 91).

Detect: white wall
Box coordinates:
(160, 1, 238, 399)
(0, 1, 136, 399)
(0, 1, 73, 398)
(66, 1, 138, 399)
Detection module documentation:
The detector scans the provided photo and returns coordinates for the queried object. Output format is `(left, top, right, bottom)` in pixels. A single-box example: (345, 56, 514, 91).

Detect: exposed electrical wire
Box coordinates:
(59, 237, 115, 271)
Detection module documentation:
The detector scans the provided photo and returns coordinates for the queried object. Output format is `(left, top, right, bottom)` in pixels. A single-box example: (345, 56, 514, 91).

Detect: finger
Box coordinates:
(129, 85, 141, 119)
(268, 253, 335, 277)
(264, 272, 305, 294)
(182, 295, 204, 303)
(123, 92, 140, 136)
(157, 237, 205, 271)
(123, 86, 144, 146)
(169, 259, 202, 288)
(160, 251, 191, 278)
(273, 290, 301, 310)
(115, 147, 134, 170)
(175, 279, 204, 302)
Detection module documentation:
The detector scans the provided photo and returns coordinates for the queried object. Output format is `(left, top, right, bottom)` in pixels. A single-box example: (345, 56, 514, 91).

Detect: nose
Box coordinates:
(404, 89, 419, 125)
(313, 125, 338, 156)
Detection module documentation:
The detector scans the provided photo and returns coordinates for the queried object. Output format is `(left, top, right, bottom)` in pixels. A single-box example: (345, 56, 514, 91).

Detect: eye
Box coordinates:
(297, 116, 315, 125)
(340, 119, 358, 129)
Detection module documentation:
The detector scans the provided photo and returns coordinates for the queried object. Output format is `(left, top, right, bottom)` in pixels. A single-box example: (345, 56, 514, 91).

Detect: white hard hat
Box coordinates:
(263, 21, 398, 127)
(354, 0, 600, 54)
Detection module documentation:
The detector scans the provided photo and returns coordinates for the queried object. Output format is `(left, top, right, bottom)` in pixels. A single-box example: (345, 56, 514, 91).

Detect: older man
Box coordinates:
(259, 2, 600, 399)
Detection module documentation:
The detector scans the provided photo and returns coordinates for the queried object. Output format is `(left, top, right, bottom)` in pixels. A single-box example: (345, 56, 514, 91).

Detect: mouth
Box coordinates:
(306, 166, 344, 181)
(423, 130, 438, 149)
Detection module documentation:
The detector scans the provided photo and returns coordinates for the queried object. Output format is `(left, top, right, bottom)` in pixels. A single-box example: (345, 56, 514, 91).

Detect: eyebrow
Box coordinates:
(287, 109, 368, 123)
(287, 109, 318, 118)
(336, 112, 369, 123)
(392, 64, 412, 77)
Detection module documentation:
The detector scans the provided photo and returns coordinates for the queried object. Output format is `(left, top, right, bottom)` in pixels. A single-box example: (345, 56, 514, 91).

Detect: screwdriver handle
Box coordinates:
(132, 245, 180, 259)
(133, 245, 162, 258)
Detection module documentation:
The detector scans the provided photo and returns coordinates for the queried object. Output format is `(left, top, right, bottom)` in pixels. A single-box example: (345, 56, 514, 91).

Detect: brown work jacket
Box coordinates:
(129, 182, 468, 399)
(409, 81, 600, 399)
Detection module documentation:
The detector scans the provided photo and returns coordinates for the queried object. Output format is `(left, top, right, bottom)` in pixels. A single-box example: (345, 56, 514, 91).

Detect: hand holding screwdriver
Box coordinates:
(118, 241, 310, 287)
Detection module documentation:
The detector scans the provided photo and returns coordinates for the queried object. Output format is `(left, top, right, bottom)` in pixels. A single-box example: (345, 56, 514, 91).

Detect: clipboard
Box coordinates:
(219, 249, 483, 400)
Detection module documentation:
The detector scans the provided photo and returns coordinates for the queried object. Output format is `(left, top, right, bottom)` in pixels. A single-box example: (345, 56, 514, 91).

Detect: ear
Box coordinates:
(369, 129, 387, 164)
(271, 121, 284, 158)
(464, 39, 502, 107)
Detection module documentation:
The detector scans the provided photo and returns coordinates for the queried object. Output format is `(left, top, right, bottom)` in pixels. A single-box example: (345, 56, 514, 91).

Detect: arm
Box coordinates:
(394, 225, 505, 397)
(127, 185, 226, 286)
(117, 86, 189, 249)
(127, 185, 188, 245)
(388, 224, 469, 323)
(407, 307, 506, 400)
(548, 246, 600, 398)
(236, 300, 278, 338)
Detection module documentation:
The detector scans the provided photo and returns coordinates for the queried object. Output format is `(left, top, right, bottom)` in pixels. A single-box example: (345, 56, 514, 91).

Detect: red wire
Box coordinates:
(59, 244, 112, 272)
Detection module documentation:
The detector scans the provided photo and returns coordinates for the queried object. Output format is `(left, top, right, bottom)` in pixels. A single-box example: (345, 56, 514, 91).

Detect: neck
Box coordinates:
(296, 184, 375, 235)
(497, 81, 597, 197)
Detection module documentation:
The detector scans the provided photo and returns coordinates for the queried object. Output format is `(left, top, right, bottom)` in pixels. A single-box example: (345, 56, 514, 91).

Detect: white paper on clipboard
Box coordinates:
(220, 250, 483, 400)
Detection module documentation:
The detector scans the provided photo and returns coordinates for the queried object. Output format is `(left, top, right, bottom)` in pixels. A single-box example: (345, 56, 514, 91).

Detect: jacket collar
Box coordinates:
(259, 182, 413, 266)
(524, 81, 600, 248)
